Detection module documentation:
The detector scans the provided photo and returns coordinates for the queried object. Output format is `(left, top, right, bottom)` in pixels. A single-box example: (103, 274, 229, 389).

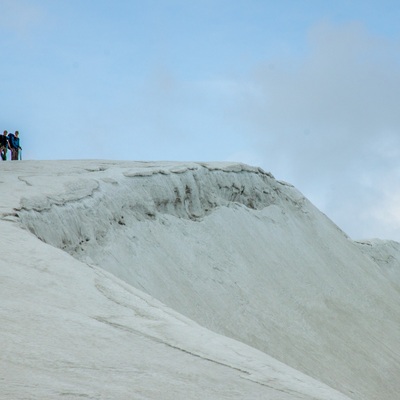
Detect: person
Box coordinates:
(8, 130, 22, 160)
(0, 130, 9, 160)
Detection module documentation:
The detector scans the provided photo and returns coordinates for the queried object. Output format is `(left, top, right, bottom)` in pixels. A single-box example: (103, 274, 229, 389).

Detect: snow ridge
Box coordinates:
(17, 162, 309, 254)
(2, 160, 400, 400)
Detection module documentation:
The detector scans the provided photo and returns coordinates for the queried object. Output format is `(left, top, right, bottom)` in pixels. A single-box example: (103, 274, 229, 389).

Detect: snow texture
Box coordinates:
(1, 160, 400, 400)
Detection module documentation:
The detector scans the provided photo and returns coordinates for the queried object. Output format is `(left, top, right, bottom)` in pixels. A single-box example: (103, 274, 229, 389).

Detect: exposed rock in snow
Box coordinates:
(1, 160, 400, 399)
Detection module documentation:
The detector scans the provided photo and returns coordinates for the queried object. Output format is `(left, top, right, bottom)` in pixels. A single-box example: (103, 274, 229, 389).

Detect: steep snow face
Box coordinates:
(13, 160, 400, 400)
(355, 239, 400, 287)
(2, 220, 352, 400)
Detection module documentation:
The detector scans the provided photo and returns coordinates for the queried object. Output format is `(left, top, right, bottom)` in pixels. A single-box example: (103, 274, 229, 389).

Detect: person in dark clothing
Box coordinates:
(0, 130, 9, 160)
(8, 130, 22, 160)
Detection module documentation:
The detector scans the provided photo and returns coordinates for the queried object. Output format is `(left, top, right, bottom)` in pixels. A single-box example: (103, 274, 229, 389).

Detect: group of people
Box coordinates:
(1, 130, 22, 161)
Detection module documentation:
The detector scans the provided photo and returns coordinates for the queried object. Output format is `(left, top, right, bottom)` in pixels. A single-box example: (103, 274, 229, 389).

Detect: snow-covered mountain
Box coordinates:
(1, 160, 399, 400)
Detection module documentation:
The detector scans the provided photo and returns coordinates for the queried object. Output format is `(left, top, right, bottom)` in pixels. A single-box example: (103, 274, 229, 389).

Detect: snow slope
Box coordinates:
(1, 160, 400, 399)
(355, 238, 400, 287)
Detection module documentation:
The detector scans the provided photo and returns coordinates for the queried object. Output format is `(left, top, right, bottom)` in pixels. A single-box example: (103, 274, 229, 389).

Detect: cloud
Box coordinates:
(240, 21, 400, 240)
(0, 0, 45, 38)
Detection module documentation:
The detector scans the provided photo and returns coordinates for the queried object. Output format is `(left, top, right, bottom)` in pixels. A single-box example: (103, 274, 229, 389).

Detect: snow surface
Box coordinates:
(1, 160, 400, 400)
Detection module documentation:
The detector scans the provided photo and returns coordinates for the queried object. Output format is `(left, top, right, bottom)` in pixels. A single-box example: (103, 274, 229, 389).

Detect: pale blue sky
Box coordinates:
(2, 0, 400, 241)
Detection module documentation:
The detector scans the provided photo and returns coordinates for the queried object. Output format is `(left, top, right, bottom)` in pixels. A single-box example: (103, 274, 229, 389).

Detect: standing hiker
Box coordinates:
(8, 131, 22, 160)
(0, 130, 9, 160)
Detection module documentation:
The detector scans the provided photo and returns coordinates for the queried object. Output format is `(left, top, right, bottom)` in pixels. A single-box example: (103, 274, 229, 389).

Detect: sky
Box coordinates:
(2, 0, 400, 241)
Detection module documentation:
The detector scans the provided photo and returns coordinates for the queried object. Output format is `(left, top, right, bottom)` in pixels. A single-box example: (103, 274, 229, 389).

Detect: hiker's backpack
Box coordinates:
(8, 134, 15, 148)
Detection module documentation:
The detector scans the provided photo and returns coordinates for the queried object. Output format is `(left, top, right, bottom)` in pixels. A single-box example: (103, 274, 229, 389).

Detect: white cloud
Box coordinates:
(239, 21, 400, 240)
